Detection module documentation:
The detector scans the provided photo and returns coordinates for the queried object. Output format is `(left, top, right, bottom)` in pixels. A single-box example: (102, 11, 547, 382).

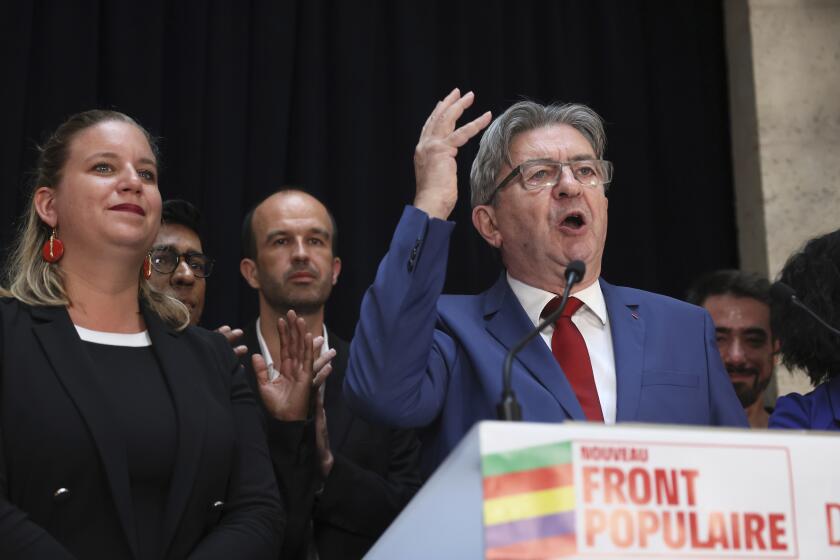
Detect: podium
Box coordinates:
(366, 421, 840, 559)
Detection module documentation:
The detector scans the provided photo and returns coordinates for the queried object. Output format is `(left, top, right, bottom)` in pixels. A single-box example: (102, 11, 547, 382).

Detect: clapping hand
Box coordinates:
(252, 310, 335, 421)
(216, 325, 248, 358)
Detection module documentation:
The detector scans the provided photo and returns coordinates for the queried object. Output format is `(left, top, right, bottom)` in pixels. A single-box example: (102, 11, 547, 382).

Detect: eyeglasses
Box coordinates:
(149, 247, 215, 278)
(488, 158, 613, 202)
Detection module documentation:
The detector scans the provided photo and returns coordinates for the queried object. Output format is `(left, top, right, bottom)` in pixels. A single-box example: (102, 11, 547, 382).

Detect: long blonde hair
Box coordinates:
(0, 109, 190, 330)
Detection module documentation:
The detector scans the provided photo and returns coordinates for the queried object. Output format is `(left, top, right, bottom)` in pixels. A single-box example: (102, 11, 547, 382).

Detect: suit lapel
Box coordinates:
(324, 332, 354, 450)
(142, 308, 207, 556)
(483, 275, 585, 420)
(601, 280, 646, 421)
(31, 306, 141, 560)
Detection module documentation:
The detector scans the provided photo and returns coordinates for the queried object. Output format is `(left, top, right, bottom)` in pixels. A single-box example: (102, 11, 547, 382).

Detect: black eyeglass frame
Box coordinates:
(486, 158, 613, 204)
(149, 247, 215, 278)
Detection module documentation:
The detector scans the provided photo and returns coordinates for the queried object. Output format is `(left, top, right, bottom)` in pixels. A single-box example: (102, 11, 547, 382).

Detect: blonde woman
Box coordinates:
(0, 110, 282, 559)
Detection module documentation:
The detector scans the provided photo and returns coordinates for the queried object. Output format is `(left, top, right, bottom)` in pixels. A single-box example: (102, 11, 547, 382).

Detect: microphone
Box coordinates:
(770, 281, 840, 337)
(497, 260, 587, 421)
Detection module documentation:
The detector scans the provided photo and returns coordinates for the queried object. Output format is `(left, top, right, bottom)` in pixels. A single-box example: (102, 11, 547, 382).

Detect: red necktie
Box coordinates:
(542, 297, 604, 422)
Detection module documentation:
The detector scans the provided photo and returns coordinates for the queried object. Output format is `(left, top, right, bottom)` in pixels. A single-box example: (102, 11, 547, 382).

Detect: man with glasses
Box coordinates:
(344, 90, 747, 474)
(148, 200, 247, 355)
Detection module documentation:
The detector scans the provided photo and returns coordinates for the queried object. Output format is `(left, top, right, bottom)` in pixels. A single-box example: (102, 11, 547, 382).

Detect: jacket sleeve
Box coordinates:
(0, 432, 76, 559)
(314, 427, 421, 539)
(769, 392, 812, 429)
(270, 417, 319, 560)
(188, 346, 284, 559)
(343, 206, 457, 429)
(0, 303, 76, 559)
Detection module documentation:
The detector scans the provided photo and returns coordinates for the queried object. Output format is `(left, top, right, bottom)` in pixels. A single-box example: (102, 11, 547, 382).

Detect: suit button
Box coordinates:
(209, 500, 224, 512)
(53, 487, 71, 503)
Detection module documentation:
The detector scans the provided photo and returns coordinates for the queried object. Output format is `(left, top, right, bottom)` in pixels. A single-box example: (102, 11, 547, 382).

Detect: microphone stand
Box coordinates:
(772, 281, 840, 337)
(497, 265, 584, 421)
(790, 295, 840, 337)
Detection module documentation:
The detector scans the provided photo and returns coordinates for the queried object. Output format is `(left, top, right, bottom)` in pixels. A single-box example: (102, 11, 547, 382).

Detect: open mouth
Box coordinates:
(561, 212, 586, 230)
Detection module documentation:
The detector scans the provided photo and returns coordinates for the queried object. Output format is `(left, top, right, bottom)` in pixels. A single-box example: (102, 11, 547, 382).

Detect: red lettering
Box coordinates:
(689, 511, 713, 549)
(654, 469, 678, 505)
(582, 466, 600, 503)
(584, 509, 607, 546)
(730, 512, 741, 549)
(744, 513, 767, 550)
(680, 469, 699, 506)
(627, 468, 651, 505)
(662, 511, 687, 549)
(611, 509, 634, 548)
(638, 510, 660, 547)
(768, 513, 787, 550)
(706, 512, 729, 549)
(603, 467, 626, 504)
(827, 503, 840, 546)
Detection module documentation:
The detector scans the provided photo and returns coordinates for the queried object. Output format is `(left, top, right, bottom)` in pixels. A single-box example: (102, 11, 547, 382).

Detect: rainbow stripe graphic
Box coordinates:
(482, 441, 577, 559)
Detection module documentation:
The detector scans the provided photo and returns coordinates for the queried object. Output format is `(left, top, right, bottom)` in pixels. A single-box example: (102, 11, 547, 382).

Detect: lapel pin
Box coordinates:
(631, 311, 639, 320)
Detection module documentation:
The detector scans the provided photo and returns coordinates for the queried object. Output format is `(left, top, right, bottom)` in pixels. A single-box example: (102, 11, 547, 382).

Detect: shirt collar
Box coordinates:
(506, 272, 608, 327)
(256, 316, 331, 370)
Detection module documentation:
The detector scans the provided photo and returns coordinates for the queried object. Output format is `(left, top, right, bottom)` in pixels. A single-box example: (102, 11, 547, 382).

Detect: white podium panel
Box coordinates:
(367, 421, 840, 559)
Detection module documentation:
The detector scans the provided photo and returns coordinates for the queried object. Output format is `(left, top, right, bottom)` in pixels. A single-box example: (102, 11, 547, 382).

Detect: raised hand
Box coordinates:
(413, 88, 492, 220)
(216, 324, 248, 358)
(252, 310, 316, 421)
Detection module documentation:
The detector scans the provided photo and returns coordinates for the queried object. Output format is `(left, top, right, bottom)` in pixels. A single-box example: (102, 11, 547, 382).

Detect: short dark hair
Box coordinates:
(772, 229, 840, 386)
(685, 269, 772, 307)
(240, 188, 338, 260)
(161, 199, 203, 238)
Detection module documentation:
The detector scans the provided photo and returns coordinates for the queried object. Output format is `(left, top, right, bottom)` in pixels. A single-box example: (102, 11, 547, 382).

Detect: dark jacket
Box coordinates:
(0, 298, 283, 559)
(241, 323, 421, 560)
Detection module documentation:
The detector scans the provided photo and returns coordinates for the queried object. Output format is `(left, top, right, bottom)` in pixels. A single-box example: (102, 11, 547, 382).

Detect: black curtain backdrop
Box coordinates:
(0, 0, 738, 340)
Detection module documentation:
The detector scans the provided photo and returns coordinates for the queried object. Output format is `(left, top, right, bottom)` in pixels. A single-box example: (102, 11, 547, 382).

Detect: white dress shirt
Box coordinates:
(507, 273, 617, 423)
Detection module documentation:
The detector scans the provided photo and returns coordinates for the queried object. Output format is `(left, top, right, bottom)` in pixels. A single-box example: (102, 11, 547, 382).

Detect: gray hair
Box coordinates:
(469, 100, 607, 207)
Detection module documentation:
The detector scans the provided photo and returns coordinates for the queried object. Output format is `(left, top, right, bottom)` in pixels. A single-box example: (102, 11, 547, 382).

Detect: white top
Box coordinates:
(256, 317, 330, 381)
(507, 273, 617, 423)
(75, 325, 152, 347)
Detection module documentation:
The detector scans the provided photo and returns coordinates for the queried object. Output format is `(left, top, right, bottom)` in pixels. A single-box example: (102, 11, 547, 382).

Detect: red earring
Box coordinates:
(143, 254, 153, 279)
(41, 228, 64, 263)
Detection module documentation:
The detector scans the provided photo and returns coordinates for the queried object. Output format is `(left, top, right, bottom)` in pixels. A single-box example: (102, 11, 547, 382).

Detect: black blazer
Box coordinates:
(241, 324, 421, 560)
(0, 298, 283, 559)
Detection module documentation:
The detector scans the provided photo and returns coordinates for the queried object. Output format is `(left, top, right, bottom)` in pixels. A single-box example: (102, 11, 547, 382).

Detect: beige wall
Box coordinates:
(725, 0, 840, 398)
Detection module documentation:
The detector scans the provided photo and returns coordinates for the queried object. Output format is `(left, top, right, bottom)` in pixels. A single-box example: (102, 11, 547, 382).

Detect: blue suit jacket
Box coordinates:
(344, 206, 747, 473)
(769, 376, 840, 431)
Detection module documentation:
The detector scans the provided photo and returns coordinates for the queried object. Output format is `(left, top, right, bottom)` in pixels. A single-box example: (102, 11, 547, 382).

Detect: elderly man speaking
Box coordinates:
(344, 89, 746, 474)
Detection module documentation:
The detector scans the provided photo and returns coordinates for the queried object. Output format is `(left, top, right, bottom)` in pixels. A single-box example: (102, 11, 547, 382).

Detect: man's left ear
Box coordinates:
(331, 257, 342, 285)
